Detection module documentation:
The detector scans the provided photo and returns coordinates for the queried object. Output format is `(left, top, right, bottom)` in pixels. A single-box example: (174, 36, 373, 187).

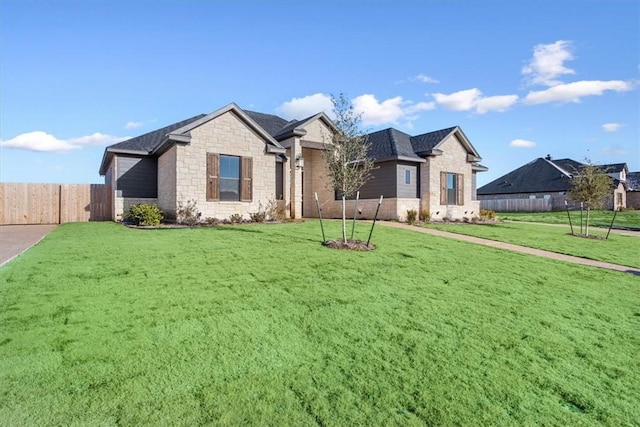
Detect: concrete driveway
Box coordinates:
(0, 224, 57, 267)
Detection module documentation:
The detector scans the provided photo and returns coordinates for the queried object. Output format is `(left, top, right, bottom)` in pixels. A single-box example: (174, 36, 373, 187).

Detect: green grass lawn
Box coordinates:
(1, 221, 639, 426)
(497, 210, 640, 229)
(424, 221, 640, 269)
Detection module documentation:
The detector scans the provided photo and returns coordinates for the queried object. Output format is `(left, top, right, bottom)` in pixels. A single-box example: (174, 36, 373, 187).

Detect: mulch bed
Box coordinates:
(322, 239, 376, 251)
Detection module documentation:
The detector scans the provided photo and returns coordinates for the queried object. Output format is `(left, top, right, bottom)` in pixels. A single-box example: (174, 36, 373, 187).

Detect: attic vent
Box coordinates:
(545, 154, 552, 160)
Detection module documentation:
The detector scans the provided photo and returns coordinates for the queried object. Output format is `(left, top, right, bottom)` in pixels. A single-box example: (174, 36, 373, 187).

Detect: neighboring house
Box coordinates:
(477, 156, 628, 211)
(626, 172, 640, 209)
(99, 103, 487, 222)
(602, 163, 628, 209)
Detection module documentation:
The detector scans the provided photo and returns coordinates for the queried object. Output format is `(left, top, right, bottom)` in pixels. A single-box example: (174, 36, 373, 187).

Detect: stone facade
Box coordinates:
(424, 134, 481, 220)
(166, 110, 280, 220)
(157, 145, 177, 217)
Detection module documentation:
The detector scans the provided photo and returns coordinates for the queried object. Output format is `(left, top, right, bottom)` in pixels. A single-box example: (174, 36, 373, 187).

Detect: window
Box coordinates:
(440, 172, 464, 205)
(405, 169, 411, 185)
(220, 155, 240, 201)
(206, 153, 252, 202)
(275, 161, 284, 200)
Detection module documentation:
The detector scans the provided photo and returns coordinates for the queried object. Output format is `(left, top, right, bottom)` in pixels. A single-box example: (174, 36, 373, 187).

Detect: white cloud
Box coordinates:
(509, 139, 537, 148)
(432, 88, 518, 114)
(523, 80, 634, 104)
(276, 93, 334, 120)
(277, 93, 435, 127)
(602, 146, 630, 156)
(522, 40, 575, 87)
(0, 131, 129, 153)
(475, 95, 519, 114)
(353, 94, 435, 126)
(602, 123, 625, 132)
(125, 121, 144, 129)
(433, 88, 482, 111)
(411, 74, 439, 84)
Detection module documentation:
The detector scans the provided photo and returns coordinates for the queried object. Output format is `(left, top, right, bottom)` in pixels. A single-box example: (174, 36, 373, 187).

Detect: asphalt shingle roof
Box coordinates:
(244, 110, 291, 138)
(410, 127, 457, 155)
(477, 157, 576, 195)
(367, 128, 420, 160)
(104, 106, 471, 168)
(366, 127, 462, 161)
(602, 163, 627, 173)
(108, 114, 207, 153)
(627, 172, 640, 191)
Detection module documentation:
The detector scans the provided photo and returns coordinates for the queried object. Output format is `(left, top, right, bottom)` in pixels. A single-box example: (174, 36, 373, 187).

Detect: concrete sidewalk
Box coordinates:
(0, 225, 58, 267)
(379, 222, 640, 276)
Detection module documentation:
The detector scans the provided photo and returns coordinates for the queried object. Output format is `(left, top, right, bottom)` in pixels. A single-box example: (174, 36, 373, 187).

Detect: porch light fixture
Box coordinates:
(295, 154, 304, 170)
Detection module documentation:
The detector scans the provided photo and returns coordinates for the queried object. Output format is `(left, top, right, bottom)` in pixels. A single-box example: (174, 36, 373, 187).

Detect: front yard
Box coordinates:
(425, 220, 640, 268)
(1, 221, 638, 425)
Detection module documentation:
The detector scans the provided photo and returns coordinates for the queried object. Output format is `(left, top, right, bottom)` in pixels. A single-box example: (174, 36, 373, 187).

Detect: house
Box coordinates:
(99, 103, 486, 222)
(322, 126, 488, 221)
(626, 172, 640, 209)
(477, 156, 628, 211)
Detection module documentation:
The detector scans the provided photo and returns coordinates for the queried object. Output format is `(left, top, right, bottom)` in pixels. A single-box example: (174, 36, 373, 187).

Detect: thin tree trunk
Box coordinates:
(342, 195, 347, 243)
(585, 208, 590, 236)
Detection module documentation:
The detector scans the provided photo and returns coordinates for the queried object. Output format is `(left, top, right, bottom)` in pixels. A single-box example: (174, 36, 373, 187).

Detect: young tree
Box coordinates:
(323, 93, 376, 242)
(570, 160, 613, 236)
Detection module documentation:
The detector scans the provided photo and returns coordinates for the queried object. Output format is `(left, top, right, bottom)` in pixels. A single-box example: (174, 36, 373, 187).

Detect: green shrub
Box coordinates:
(406, 209, 418, 225)
(124, 203, 163, 226)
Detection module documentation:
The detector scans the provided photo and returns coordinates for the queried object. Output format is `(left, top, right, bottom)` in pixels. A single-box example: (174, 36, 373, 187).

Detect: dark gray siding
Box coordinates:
(357, 161, 398, 199)
(397, 162, 419, 198)
(116, 155, 157, 198)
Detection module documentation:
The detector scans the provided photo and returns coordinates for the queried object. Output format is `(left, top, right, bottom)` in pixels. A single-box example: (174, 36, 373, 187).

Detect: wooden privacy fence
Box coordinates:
(480, 198, 552, 212)
(0, 183, 112, 225)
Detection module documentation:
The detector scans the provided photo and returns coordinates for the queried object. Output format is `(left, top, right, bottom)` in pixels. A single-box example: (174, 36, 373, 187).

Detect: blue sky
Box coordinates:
(1, 0, 638, 187)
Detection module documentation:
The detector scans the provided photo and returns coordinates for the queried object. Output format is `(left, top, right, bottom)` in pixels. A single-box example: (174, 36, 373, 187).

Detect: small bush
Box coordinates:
(480, 209, 496, 221)
(229, 213, 243, 224)
(124, 203, 163, 226)
(249, 211, 267, 223)
(419, 208, 430, 223)
(204, 217, 220, 226)
(177, 199, 201, 225)
(406, 209, 418, 225)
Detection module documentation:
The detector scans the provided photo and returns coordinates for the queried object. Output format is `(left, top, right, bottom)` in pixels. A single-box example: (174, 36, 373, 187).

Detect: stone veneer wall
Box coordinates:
(157, 145, 177, 218)
(312, 197, 421, 221)
(173, 111, 278, 220)
(423, 134, 481, 220)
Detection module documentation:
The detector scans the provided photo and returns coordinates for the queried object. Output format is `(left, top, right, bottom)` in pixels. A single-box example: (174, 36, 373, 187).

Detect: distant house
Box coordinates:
(99, 103, 487, 222)
(477, 155, 628, 211)
(626, 172, 640, 209)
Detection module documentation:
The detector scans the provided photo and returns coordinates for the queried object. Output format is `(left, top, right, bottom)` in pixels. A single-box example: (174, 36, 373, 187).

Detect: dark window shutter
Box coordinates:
(440, 171, 447, 205)
(241, 157, 253, 202)
(207, 153, 219, 201)
(456, 173, 464, 205)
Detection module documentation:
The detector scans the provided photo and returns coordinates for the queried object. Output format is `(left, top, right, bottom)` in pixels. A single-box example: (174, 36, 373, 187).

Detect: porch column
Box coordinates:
(290, 138, 303, 219)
